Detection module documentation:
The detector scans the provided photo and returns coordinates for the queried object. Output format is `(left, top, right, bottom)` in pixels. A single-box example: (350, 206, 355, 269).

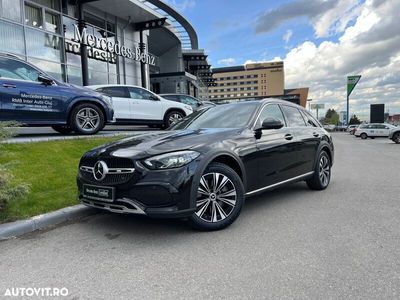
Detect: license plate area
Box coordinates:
(83, 184, 115, 202)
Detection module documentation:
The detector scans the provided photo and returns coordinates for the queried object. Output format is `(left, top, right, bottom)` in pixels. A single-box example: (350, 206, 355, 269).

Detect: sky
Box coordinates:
(163, 0, 400, 120)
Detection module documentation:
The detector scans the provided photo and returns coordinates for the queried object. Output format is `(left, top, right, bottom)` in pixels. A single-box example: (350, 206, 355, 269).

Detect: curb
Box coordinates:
(2, 131, 146, 144)
(0, 204, 99, 240)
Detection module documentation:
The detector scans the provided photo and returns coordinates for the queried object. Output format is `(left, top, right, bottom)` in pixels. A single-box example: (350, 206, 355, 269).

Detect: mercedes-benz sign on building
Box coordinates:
(0, 0, 211, 99)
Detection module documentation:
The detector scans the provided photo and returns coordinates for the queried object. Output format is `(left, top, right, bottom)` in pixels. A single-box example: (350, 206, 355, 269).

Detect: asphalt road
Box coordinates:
(1, 133, 399, 299)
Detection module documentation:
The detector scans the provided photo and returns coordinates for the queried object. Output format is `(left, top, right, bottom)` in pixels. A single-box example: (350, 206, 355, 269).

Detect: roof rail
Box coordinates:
(0, 52, 21, 59)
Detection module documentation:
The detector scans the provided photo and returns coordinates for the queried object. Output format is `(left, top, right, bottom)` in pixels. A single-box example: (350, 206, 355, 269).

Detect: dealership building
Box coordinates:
(0, 0, 212, 98)
(209, 61, 309, 107)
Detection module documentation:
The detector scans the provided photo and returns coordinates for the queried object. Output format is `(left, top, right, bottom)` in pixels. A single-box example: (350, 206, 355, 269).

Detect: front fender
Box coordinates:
(188, 150, 247, 210)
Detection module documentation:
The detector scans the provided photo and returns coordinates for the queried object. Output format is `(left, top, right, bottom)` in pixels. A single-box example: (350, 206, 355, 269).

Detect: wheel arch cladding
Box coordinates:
(68, 100, 106, 122)
(164, 108, 186, 119)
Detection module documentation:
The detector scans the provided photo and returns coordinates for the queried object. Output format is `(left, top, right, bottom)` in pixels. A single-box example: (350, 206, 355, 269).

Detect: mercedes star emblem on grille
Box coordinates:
(93, 161, 108, 181)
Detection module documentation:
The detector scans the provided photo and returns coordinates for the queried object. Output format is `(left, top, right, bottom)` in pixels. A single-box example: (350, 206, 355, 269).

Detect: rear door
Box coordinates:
(98, 86, 131, 120)
(280, 105, 315, 177)
(129, 87, 163, 120)
(0, 57, 63, 122)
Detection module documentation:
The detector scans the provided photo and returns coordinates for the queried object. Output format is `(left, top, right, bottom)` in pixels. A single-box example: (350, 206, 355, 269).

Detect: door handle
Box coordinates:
(2, 83, 16, 88)
(313, 132, 320, 137)
(284, 134, 293, 140)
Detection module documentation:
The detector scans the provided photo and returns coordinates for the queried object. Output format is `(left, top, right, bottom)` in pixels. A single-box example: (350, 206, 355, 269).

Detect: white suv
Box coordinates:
(355, 123, 396, 139)
(89, 85, 193, 128)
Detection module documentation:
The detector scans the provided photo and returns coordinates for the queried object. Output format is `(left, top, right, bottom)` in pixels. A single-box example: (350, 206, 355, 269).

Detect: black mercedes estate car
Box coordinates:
(77, 99, 334, 230)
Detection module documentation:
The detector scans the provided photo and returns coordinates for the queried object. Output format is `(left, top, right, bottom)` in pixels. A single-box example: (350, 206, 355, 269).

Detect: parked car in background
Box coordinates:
(388, 126, 400, 144)
(354, 123, 396, 139)
(323, 124, 335, 131)
(160, 94, 216, 111)
(90, 85, 193, 128)
(0, 53, 114, 135)
(347, 125, 358, 135)
(77, 99, 334, 231)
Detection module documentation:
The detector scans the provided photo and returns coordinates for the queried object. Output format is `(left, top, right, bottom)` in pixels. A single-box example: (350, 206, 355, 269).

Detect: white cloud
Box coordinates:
(282, 29, 293, 43)
(217, 58, 237, 66)
(282, 0, 400, 119)
(256, 0, 362, 38)
(163, 0, 196, 12)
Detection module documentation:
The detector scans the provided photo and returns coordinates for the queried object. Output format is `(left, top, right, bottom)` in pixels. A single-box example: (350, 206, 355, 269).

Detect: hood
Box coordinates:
(85, 128, 241, 159)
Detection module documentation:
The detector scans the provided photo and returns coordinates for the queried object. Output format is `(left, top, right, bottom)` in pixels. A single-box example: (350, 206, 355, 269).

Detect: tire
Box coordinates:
(70, 103, 105, 135)
(360, 132, 368, 139)
(188, 162, 245, 231)
(164, 110, 184, 128)
(392, 132, 400, 144)
(306, 151, 331, 191)
(51, 125, 73, 134)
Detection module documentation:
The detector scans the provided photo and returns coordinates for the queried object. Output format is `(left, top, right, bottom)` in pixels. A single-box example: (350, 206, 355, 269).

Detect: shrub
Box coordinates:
(0, 122, 30, 212)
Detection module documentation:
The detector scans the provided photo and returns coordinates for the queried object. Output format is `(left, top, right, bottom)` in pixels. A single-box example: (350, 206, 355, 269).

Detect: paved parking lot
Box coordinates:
(0, 133, 399, 299)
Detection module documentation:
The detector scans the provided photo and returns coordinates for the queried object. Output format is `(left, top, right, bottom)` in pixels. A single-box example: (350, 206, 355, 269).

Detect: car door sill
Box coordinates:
(245, 171, 314, 196)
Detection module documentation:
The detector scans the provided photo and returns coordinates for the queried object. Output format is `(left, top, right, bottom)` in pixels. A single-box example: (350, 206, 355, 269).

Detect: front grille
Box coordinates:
(79, 157, 135, 185)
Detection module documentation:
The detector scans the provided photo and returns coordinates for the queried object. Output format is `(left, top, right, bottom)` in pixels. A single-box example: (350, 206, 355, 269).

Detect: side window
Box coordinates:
(99, 87, 128, 98)
(0, 58, 40, 81)
(257, 104, 286, 127)
(302, 111, 320, 127)
(281, 105, 307, 127)
(129, 87, 157, 100)
(163, 95, 179, 102)
(181, 96, 198, 106)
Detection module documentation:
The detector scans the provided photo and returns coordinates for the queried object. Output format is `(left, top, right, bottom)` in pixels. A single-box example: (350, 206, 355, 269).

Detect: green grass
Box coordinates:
(0, 137, 121, 223)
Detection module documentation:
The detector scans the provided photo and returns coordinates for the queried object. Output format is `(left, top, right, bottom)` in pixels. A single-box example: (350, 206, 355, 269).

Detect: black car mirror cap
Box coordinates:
(150, 95, 160, 101)
(261, 118, 284, 130)
(38, 74, 54, 85)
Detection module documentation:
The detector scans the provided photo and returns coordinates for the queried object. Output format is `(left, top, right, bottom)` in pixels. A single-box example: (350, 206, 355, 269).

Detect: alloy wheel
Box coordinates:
(196, 172, 237, 223)
(168, 113, 183, 126)
(319, 155, 330, 187)
(76, 108, 100, 132)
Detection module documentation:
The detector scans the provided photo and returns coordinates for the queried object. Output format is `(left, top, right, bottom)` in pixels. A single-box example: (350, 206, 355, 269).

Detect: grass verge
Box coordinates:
(0, 137, 121, 223)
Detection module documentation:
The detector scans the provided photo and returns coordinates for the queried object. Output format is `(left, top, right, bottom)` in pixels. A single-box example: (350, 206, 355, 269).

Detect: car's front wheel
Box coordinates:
(164, 111, 184, 128)
(70, 103, 105, 135)
(392, 132, 400, 144)
(360, 132, 368, 139)
(51, 125, 73, 134)
(188, 162, 244, 231)
(306, 151, 331, 190)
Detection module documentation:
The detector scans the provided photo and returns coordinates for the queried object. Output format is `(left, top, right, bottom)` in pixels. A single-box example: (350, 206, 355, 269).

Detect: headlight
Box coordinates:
(143, 150, 200, 169)
(184, 105, 193, 111)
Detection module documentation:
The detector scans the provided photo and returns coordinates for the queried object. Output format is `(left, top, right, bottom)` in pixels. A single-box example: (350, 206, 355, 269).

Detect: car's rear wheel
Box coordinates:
(392, 132, 400, 144)
(51, 125, 73, 134)
(70, 103, 104, 135)
(360, 132, 368, 139)
(164, 110, 184, 128)
(306, 151, 331, 190)
(188, 162, 244, 231)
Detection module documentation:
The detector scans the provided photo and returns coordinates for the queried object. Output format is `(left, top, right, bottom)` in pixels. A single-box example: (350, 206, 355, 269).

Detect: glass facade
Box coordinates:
(0, 0, 148, 86)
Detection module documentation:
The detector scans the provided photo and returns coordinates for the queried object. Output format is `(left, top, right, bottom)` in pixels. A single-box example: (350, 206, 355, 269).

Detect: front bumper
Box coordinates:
(77, 160, 199, 218)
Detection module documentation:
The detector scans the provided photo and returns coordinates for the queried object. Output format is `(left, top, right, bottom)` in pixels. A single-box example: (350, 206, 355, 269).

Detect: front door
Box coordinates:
(0, 58, 63, 122)
(255, 104, 297, 189)
(128, 87, 163, 121)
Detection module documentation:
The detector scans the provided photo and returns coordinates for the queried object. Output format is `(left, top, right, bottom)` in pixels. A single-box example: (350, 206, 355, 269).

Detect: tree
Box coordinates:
(323, 109, 339, 125)
(0, 122, 30, 213)
(349, 114, 361, 125)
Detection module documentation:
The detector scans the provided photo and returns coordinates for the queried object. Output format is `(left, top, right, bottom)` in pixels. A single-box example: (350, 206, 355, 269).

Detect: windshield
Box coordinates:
(171, 102, 259, 130)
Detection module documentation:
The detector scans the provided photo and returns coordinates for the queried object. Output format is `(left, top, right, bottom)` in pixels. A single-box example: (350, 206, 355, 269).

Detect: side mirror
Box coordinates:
(38, 74, 54, 85)
(261, 118, 284, 130)
(150, 95, 160, 101)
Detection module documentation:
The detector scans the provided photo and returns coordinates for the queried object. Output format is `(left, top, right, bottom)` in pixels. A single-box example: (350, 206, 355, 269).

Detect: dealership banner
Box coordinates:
(347, 75, 361, 97)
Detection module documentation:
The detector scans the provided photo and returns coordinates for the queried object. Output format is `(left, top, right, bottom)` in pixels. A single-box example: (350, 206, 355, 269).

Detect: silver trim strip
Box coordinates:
(80, 166, 135, 174)
(245, 171, 314, 196)
(81, 197, 146, 215)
